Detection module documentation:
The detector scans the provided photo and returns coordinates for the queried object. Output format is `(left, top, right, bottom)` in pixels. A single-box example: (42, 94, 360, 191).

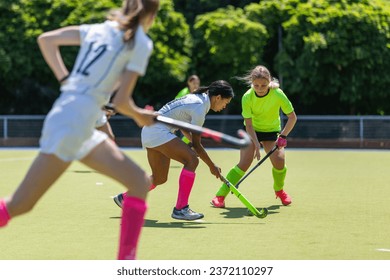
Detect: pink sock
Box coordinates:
(117, 196, 147, 260)
(175, 169, 196, 210)
(149, 184, 156, 191)
(0, 199, 11, 227)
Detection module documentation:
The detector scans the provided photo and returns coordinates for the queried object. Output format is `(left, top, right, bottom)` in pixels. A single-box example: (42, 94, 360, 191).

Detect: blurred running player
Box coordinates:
(0, 0, 160, 260)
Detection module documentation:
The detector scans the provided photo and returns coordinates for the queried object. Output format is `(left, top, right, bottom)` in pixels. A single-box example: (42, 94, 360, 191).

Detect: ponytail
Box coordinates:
(193, 80, 234, 99)
(108, 0, 159, 44)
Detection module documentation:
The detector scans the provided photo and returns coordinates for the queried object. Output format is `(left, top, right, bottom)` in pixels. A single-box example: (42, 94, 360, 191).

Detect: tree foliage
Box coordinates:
(276, 0, 390, 114)
(0, 0, 389, 115)
(0, 0, 190, 113)
(136, 0, 192, 108)
(193, 6, 268, 113)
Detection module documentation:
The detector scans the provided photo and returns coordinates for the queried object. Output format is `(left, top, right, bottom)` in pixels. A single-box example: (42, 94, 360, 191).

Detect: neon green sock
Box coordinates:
(181, 136, 190, 144)
(216, 165, 245, 197)
(272, 166, 287, 191)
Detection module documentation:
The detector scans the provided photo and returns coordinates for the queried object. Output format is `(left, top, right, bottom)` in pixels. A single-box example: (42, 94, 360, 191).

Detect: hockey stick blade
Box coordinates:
(221, 176, 268, 219)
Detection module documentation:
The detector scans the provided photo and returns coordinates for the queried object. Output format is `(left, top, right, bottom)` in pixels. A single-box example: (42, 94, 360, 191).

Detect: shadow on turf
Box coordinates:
(109, 217, 208, 228)
(220, 205, 281, 219)
(70, 170, 99, 173)
(143, 219, 207, 228)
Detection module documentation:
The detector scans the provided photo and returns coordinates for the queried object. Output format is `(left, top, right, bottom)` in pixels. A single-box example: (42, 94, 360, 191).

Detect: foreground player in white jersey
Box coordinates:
(113, 80, 234, 220)
(0, 0, 160, 260)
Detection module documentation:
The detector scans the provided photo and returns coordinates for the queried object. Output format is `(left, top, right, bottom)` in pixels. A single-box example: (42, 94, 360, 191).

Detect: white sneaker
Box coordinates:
(171, 205, 204, 220)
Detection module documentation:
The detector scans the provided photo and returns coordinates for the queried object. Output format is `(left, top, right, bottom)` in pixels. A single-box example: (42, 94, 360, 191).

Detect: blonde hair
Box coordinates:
(108, 0, 159, 43)
(238, 65, 279, 89)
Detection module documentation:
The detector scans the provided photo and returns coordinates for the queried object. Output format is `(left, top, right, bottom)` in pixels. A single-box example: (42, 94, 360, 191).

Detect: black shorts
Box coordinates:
(244, 127, 279, 142)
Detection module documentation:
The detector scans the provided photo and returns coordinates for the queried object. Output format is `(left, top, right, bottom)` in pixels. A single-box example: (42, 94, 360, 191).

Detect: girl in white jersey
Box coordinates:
(211, 65, 297, 208)
(0, 0, 160, 260)
(113, 80, 234, 220)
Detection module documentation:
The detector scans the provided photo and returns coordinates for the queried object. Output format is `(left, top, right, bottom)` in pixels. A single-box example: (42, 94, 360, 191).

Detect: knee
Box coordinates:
(272, 160, 285, 170)
(271, 152, 285, 169)
(187, 154, 199, 170)
(153, 175, 168, 186)
(237, 158, 252, 172)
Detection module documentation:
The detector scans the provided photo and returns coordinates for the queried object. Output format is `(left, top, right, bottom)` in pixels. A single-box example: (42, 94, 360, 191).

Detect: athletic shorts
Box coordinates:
(243, 127, 279, 142)
(141, 123, 177, 148)
(95, 111, 108, 128)
(255, 131, 279, 141)
(40, 92, 108, 162)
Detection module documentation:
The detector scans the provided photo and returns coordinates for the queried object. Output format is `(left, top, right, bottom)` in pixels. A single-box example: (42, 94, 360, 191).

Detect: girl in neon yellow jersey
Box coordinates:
(211, 65, 297, 208)
(175, 74, 200, 99)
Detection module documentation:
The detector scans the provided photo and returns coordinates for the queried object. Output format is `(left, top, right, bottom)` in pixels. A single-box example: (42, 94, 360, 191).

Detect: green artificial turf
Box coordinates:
(0, 148, 389, 260)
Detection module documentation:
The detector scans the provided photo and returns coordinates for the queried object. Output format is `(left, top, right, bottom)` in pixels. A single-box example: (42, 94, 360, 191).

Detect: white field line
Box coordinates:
(376, 248, 390, 252)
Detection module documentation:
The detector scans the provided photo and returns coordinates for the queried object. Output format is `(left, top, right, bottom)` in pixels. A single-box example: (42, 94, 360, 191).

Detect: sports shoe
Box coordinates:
(171, 205, 204, 221)
(210, 196, 225, 208)
(275, 190, 292, 206)
(113, 193, 124, 208)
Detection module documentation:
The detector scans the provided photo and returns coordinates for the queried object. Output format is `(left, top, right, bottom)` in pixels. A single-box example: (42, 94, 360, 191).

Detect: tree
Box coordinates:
(136, 0, 192, 109)
(0, 0, 191, 113)
(193, 6, 268, 113)
(276, 0, 390, 114)
(0, 0, 119, 114)
(173, 0, 259, 25)
(244, 0, 305, 82)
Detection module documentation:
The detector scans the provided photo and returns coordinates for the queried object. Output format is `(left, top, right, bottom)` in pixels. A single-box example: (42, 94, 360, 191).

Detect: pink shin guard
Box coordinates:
(117, 196, 147, 260)
(175, 169, 196, 210)
(0, 199, 11, 227)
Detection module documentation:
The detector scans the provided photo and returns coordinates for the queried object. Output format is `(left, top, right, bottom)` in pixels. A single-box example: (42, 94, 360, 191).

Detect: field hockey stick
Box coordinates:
(220, 175, 268, 219)
(235, 145, 278, 189)
(156, 115, 250, 148)
(103, 104, 251, 148)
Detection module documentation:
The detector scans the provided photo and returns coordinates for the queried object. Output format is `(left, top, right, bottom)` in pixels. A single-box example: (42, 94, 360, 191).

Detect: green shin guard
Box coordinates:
(181, 136, 191, 144)
(272, 166, 287, 192)
(216, 165, 245, 197)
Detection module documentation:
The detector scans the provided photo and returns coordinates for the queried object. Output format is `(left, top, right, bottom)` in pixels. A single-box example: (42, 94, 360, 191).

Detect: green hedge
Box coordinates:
(0, 0, 389, 115)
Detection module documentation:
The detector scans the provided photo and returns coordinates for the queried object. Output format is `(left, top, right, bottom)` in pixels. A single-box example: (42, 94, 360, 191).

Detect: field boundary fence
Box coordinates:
(1, 115, 389, 149)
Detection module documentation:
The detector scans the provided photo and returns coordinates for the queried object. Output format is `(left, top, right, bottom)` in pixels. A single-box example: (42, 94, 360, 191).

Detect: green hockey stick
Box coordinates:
(220, 176, 268, 219)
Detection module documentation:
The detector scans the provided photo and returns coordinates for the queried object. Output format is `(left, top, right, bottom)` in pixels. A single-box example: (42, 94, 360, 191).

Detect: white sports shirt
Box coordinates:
(158, 93, 211, 133)
(61, 20, 153, 106)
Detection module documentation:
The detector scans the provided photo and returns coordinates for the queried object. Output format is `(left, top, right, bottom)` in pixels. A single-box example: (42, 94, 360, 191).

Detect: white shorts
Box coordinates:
(95, 110, 108, 128)
(40, 92, 108, 162)
(141, 123, 177, 148)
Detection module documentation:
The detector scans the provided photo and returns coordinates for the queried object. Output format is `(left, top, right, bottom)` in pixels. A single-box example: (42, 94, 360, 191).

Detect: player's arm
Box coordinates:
(191, 133, 221, 179)
(112, 70, 156, 127)
(280, 111, 297, 137)
(277, 111, 297, 149)
(37, 26, 80, 82)
(180, 130, 192, 143)
(244, 118, 261, 160)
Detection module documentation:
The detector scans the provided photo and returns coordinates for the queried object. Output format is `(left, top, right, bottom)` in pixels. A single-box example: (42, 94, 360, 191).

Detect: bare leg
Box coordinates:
(80, 139, 150, 260)
(6, 153, 71, 218)
(146, 148, 171, 186)
(80, 139, 150, 199)
(150, 138, 199, 213)
(262, 141, 285, 169)
(237, 141, 256, 172)
(151, 137, 199, 172)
